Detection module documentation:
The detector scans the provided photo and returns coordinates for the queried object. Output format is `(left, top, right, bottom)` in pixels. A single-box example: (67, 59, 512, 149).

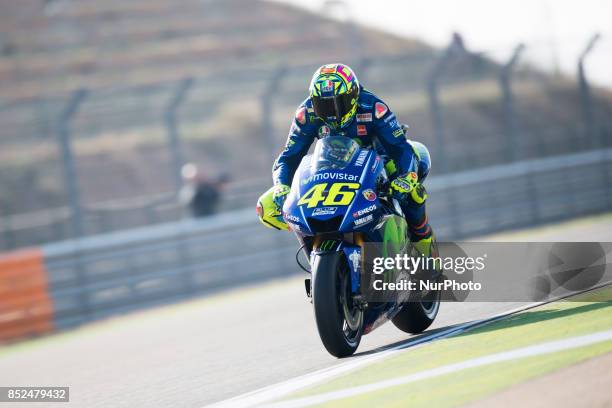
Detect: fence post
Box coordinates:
(426, 34, 465, 175)
(499, 44, 541, 224)
(58, 88, 88, 239)
(500, 44, 525, 162)
(165, 77, 195, 192)
(261, 65, 287, 163)
(578, 33, 601, 149)
(426, 34, 466, 238)
(57, 89, 91, 319)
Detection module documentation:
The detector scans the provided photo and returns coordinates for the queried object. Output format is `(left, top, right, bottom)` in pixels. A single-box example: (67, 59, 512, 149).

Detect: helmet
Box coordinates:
(309, 63, 360, 129)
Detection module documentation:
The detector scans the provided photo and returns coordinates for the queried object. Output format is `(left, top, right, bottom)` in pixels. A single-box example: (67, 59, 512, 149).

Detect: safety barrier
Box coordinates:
(1, 148, 611, 342)
(0, 249, 54, 342)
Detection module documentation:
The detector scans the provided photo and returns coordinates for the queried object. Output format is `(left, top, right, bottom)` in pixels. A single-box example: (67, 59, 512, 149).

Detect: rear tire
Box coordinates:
(312, 253, 363, 358)
(392, 283, 440, 334)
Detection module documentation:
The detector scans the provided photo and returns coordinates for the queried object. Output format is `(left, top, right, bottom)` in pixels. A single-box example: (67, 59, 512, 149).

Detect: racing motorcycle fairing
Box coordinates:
(284, 136, 414, 335)
(282, 136, 385, 236)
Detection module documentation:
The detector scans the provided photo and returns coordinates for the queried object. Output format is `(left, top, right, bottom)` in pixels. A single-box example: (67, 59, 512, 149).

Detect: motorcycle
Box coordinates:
(281, 135, 440, 357)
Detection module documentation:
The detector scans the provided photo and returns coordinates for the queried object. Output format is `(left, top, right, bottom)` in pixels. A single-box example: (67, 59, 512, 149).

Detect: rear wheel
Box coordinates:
(392, 280, 441, 334)
(312, 253, 363, 357)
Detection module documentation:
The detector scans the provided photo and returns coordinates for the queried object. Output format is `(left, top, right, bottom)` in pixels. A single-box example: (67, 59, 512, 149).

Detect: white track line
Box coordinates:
(264, 329, 612, 408)
(206, 302, 541, 408)
(206, 282, 611, 408)
(205, 324, 471, 408)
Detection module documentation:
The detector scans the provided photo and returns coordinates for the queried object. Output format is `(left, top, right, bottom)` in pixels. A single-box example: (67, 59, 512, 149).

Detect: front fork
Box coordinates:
(341, 244, 361, 294)
(305, 234, 365, 307)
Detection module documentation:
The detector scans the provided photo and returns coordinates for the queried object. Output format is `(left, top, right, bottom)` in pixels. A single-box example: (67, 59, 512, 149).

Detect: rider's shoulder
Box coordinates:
(293, 97, 318, 126)
(357, 87, 376, 108)
(358, 88, 391, 120)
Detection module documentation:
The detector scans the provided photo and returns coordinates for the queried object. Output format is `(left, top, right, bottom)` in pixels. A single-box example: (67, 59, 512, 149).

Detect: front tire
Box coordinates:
(312, 253, 363, 357)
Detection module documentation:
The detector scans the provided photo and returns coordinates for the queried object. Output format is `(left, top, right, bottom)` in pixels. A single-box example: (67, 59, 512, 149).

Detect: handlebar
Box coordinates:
(376, 180, 390, 199)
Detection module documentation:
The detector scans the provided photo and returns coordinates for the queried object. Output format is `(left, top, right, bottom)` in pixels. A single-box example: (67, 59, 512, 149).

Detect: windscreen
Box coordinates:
(311, 136, 359, 171)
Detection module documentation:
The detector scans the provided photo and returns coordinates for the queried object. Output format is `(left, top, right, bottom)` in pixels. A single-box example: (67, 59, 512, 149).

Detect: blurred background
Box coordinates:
(0, 0, 611, 339)
(1, 0, 611, 249)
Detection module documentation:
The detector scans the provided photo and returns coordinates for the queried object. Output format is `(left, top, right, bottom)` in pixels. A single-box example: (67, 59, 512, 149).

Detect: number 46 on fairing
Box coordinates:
(297, 182, 360, 208)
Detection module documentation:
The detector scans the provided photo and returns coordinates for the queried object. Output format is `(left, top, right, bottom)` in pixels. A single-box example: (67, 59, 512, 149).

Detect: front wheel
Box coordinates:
(312, 253, 363, 357)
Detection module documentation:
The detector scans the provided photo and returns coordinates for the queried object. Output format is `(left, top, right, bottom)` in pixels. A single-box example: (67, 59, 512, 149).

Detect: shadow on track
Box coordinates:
(349, 301, 611, 359)
(350, 322, 475, 358)
(453, 302, 612, 338)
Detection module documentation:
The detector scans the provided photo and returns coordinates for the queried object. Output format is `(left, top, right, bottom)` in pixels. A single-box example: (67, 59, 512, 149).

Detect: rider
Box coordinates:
(258, 63, 436, 258)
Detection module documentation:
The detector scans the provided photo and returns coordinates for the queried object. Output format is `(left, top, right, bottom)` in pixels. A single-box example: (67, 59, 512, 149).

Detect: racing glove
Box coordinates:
(272, 184, 291, 209)
(390, 171, 428, 204)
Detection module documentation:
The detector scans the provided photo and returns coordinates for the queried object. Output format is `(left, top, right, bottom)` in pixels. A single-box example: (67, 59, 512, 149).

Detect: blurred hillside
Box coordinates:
(0, 0, 611, 248)
(0, 0, 427, 98)
(0, 0, 428, 211)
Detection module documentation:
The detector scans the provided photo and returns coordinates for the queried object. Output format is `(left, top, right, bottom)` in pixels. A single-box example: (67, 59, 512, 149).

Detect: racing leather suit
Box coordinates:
(273, 86, 433, 243)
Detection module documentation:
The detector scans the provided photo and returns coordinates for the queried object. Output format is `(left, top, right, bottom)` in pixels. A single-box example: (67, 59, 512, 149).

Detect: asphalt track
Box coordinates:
(1, 214, 611, 408)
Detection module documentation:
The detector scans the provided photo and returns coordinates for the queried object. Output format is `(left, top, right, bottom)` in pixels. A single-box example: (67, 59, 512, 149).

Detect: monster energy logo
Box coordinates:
(320, 240, 339, 251)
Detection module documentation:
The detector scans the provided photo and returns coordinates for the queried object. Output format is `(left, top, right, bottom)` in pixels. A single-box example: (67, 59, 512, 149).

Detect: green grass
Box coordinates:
(281, 286, 612, 407)
(326, 342, 612, 408)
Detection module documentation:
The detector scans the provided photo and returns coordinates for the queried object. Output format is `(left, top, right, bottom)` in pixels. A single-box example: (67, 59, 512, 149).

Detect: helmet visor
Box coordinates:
(312, 96, 338, 123)
(312, 86, 358, 127)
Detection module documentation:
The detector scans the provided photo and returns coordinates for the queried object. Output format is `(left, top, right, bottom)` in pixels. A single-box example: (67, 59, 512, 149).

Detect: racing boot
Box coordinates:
(411, 212, 440, 258)
(390, 172, 441, 281)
